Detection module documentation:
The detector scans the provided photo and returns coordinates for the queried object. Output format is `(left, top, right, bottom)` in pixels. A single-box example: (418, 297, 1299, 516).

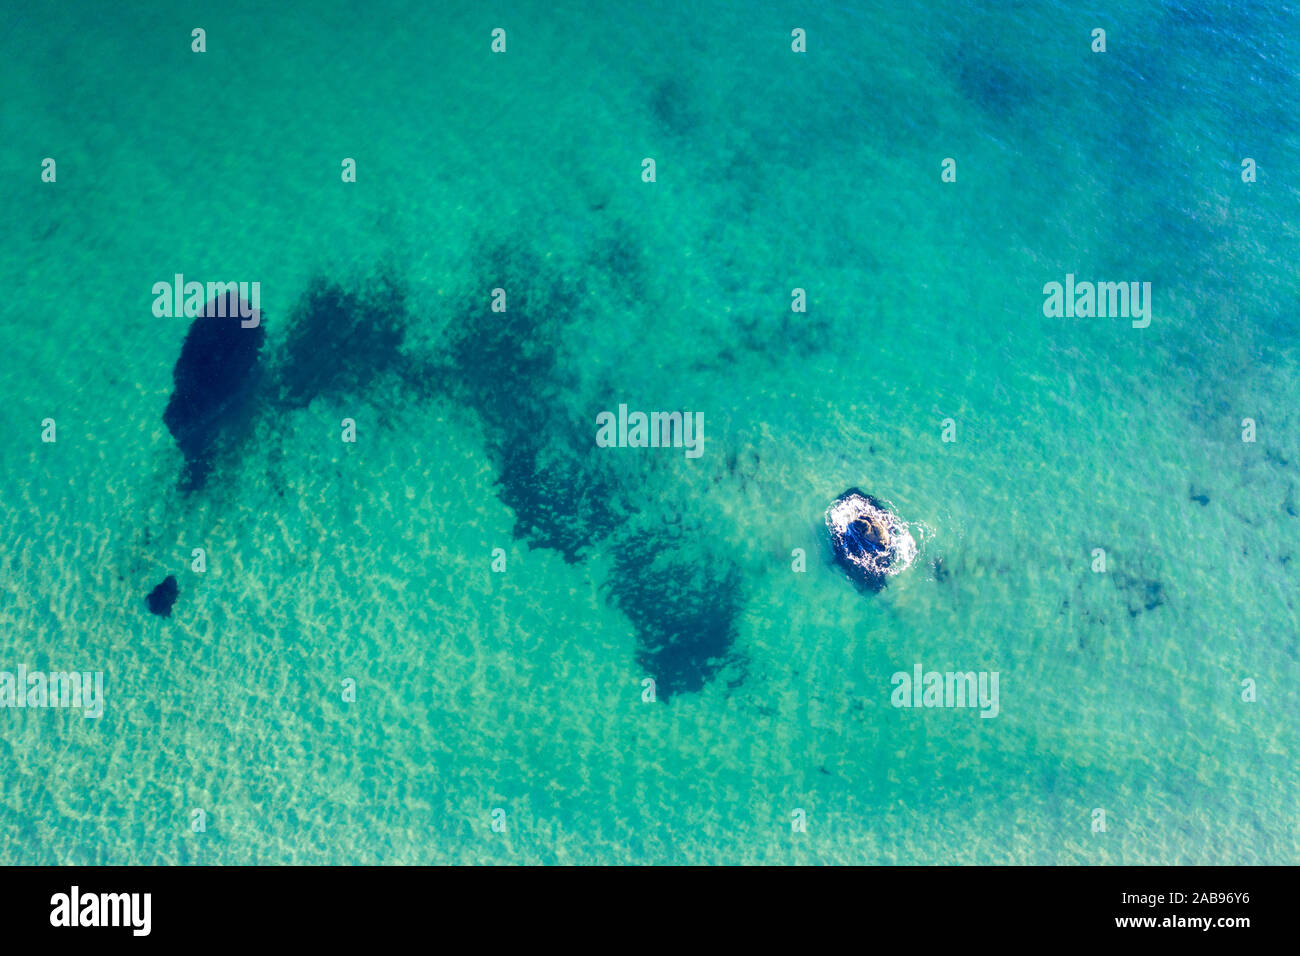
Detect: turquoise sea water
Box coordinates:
(2, 1, 1297, 864)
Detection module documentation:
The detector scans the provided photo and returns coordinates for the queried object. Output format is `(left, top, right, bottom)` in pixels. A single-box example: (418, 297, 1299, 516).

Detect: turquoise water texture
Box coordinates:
(1, 1, 1298, 863)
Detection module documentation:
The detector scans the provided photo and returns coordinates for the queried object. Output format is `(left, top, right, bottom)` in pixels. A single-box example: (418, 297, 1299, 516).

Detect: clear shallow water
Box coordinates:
(1, 0, 1297, 864)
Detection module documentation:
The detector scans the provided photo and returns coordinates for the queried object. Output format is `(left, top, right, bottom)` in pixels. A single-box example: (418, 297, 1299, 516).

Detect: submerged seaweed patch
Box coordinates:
(605, 526, 744, 701)
(945, 45, 1034, 119)
(441, 244, 626, 562)
(443, 248, 566, 433)
(440, 239, 745, 696)
(493, 427, 626, 563)
(272, 271, 412, 410)
(649, 75, 698, 135)
(159, 267, 441, 501)
(1113, 572, 1166, 618)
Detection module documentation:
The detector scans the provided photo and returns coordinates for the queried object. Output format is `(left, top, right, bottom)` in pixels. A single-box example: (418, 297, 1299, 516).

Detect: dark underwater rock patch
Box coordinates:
(145, 575, 179, 616)
(162, 293, 265, 491)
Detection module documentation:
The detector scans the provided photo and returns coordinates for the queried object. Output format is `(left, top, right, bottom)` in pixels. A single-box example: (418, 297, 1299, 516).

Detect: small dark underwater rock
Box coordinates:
(145, 575, 179, 616)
